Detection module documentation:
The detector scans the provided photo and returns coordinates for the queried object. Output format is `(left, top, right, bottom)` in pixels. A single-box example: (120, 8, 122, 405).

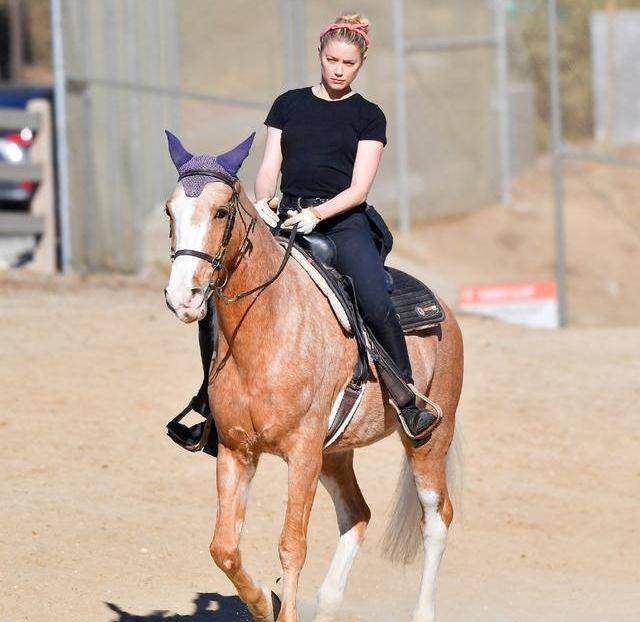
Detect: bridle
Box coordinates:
(170, 169, 298, 306)
(166, 169, 300, 453)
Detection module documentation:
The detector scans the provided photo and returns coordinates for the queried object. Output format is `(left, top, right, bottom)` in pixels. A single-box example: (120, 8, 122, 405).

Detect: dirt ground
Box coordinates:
(1, 272, 638, 622)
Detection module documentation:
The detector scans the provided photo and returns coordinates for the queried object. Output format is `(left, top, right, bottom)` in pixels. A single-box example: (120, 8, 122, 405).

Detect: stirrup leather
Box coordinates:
(365, 330, 443, 441)
(166, 295, 219, 456)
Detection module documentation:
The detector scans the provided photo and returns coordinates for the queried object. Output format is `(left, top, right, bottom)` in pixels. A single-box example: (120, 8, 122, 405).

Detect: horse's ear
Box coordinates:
(217, 132, 256, 177)
(165, 130, 193, 170)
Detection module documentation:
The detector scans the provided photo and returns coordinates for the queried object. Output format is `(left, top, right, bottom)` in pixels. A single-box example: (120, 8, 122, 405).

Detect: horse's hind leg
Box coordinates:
(408, 446, 453, 622)
(314, 450, 371, 620)
(210, 446, 274, 621)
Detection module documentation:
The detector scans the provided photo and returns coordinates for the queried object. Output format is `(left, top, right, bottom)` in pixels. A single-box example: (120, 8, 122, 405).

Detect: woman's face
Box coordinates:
(318, 40, 365, 91)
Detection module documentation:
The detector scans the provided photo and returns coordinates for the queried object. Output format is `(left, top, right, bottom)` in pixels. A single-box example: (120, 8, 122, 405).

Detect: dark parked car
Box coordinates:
(0, 84, 52, 210)
(0, 125, 36, 208)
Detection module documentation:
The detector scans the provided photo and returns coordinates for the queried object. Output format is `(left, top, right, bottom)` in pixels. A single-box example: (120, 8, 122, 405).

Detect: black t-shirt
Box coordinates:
(264, 87, 387, 198)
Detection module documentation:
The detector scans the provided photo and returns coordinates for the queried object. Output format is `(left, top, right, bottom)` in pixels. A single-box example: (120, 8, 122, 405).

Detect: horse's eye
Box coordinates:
(215, 207, 228, 219)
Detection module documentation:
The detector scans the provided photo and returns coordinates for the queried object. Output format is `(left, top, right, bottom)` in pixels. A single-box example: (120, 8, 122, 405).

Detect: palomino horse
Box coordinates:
(163, 132, 463, 622)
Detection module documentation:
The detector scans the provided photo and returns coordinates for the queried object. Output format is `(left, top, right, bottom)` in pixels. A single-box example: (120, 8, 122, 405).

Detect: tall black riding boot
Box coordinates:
(369, 309, 441, 441)
(193, 300, 219, 456)
(166, 298, 219, 457)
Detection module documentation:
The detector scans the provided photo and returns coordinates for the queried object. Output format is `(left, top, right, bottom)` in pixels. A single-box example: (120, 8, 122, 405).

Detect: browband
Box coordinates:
(177, 168, 237, 189)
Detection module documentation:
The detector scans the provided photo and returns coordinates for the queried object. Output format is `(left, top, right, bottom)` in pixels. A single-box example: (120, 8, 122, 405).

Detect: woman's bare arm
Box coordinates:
(312, 140, 384, 220)
(254, 126, 283, 201)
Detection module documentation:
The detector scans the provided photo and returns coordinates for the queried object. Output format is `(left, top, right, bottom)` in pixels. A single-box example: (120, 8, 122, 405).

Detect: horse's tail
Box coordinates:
(380, 417, 463, 565)
(446, 414, 464, 515)
(380, 452, 422, 564)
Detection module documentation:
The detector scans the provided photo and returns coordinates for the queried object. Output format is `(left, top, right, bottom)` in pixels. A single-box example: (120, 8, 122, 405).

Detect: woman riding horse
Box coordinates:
(162, 14, 463, 622)
(255, 13, 439, 440)
(175, 13, 439, 451)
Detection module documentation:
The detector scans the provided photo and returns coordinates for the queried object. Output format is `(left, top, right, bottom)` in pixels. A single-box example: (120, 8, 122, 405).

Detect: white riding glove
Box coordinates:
(253, 197, 279, 228)
(282, 208, 321, 235)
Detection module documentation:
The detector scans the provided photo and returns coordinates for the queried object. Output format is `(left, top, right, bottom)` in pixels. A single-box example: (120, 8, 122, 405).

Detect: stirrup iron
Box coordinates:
(166, 395, 216, 454)
(388, 383, 443, 442)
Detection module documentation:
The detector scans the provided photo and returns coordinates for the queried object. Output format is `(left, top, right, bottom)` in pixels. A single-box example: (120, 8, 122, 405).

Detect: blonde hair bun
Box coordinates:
(320, 13, 371, 56)
(335, 13, 371, 32)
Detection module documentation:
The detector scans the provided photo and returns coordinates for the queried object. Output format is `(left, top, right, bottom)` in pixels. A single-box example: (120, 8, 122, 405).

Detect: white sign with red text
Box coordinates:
(459, 281, 558, 328)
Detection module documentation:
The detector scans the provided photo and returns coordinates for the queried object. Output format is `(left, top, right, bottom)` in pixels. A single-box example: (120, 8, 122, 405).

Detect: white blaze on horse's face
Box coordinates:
(164, 185, 212, 323)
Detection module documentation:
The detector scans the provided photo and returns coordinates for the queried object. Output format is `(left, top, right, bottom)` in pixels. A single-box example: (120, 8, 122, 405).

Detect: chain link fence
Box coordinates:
(53, 0, 525, 273)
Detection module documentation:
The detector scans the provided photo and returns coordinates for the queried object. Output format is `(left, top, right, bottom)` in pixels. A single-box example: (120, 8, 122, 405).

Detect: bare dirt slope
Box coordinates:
(1, 275, 638, 622)
(392, 151, 640, 328)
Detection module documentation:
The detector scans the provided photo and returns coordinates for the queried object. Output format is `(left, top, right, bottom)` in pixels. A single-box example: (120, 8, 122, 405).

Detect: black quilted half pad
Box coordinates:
(387, 267, 446, 332)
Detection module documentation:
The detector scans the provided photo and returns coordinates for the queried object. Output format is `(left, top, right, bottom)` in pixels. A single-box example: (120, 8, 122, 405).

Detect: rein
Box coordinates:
(171, 171, 298, 305)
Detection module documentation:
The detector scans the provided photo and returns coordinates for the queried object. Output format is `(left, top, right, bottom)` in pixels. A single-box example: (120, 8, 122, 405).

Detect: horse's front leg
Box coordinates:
(210, 446, 274, 621)
(277, 445, 323, 622)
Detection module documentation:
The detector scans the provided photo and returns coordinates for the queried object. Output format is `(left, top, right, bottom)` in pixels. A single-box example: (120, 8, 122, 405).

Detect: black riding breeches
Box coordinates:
(314, 207, 414, 384)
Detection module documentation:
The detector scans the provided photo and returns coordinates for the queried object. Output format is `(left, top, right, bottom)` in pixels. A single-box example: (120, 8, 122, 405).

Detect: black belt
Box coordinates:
(280, 195, 329, 210)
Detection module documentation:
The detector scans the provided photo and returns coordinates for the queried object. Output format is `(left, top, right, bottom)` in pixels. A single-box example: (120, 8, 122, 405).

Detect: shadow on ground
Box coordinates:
(105, 593, 251, 621)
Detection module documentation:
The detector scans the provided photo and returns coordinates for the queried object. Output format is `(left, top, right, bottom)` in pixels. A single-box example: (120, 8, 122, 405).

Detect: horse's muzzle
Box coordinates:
(165, 287, 207, 323)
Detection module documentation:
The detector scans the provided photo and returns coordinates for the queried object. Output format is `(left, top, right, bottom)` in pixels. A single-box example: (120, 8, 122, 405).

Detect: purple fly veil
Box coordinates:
(165, 130, 193, 169)
(164, 130, 256, 197)
(217, 133, 256, 176)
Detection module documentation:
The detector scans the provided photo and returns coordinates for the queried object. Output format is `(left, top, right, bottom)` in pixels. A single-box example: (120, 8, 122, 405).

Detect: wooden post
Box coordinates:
(8, 0, 25, 81)
(28, 99, 57, 274)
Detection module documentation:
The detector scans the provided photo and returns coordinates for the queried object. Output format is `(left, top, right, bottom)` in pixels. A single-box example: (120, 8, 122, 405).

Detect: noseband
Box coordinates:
(170, 170, 297, 305)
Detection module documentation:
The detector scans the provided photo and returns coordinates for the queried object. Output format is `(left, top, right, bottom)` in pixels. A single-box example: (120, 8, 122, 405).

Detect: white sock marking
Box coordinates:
(412, 489, 448, 622)
(316, 478, 366, 617)
(316, 527, 361, 615)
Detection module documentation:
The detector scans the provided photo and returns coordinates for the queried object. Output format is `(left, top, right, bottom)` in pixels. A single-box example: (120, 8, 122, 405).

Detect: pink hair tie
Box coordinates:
(319, 22, 371, 48)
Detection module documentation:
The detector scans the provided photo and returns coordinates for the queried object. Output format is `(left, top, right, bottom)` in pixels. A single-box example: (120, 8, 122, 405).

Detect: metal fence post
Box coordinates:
(165, 0, 181, 194)
(50, 0, 72, 271)
(282, 0, 306, 88)
(103, 0, 123, 270)
(547, 0, 567, 327)
(281, 0, 291, 88)
(79, 0, 97, 271)
(125, 0, 144, 273)
(294, 0, 306, 85)
(495, 0, 512, 204)
(393, 0, 410, 234)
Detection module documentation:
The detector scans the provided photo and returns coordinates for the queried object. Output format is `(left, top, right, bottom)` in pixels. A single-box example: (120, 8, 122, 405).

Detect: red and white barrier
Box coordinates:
(459, 280, 559, 328)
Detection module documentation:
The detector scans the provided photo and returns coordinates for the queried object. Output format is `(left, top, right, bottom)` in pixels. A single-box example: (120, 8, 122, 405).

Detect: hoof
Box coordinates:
(270, 590, 282, 620)
(270, 575, 283, 618)
(272, 575, 283, 600)
(254, 586, 280, 622)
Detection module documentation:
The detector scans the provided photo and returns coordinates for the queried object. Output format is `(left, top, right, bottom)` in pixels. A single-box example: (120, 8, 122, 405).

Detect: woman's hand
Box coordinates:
(281, 208, 320, 235)
(253, 198, 279, 227)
